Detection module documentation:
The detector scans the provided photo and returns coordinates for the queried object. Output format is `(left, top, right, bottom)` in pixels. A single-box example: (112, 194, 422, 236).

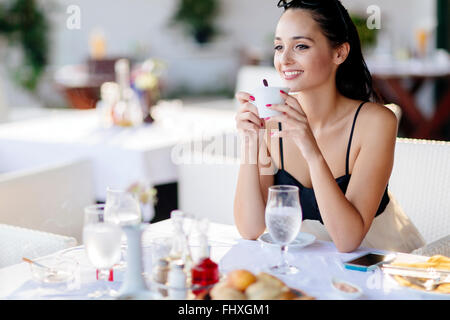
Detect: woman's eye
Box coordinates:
(274, 45, 283, 51)
(296, 44, 309, 50)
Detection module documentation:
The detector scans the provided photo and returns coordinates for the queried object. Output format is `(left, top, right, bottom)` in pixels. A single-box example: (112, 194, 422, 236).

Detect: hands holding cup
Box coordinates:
(235, 85, 289, 137)
(235, 86, 319, 162)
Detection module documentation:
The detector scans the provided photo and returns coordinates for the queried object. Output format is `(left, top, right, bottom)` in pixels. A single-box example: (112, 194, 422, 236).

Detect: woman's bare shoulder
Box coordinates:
(358, 101, 398, 139)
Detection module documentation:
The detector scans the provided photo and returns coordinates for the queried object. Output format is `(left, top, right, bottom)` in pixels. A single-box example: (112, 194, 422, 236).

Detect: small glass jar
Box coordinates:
(168, 260, 187, 300)
(152, 258, 169, 297)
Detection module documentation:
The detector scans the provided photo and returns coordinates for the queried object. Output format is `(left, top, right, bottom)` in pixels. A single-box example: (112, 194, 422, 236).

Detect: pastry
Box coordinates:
(210, 282, 247, 300)
(245, 280, 283, 300)
(226, 269, 257, 291)
(255, 272, 287, 289)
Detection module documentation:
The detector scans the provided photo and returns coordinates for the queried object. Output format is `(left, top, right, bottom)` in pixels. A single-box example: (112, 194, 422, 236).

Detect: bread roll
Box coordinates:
(210, 283, 247, 300)
(227, 269, 257, 292)
(245, 280, 283, 300)
(256, 272, 286, 289)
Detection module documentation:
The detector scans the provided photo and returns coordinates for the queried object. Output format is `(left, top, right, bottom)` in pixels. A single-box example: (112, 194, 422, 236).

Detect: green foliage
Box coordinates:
(171, 0, 220, 44)
(0, 0, 49, 91)
(351, 14, 378, 49)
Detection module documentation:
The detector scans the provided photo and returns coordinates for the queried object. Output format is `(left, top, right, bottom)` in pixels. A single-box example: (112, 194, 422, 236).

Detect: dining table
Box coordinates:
(0, 218, 444, 300)
(0, 99, 236, 200)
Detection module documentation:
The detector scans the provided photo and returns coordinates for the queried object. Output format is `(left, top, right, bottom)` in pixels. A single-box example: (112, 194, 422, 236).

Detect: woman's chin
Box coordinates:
(284, 83, 305, 93)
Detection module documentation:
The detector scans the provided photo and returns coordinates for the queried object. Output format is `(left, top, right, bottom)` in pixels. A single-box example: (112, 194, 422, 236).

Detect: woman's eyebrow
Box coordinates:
(274, 36, 315, 42)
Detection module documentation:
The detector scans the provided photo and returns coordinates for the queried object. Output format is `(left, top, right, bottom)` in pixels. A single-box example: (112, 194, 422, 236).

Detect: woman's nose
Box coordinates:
(280, 49, 294, 65)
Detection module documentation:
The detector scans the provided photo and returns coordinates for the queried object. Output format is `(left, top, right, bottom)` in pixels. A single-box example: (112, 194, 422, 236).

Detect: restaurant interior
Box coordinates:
(0, 0, 448, 301)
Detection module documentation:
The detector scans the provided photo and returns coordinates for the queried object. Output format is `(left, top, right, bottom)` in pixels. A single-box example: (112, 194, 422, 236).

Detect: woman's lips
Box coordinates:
(282, 70, 304, 80)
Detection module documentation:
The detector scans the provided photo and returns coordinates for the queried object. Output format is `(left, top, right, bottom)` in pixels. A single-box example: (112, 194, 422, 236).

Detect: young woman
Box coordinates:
(233, 0, 424, 253)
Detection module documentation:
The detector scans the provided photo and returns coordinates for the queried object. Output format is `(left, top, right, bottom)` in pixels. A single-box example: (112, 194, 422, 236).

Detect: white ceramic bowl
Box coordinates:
(331, 277, 363, 299)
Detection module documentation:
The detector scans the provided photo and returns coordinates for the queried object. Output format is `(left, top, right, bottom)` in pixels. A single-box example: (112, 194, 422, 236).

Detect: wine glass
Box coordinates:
(104, 187, 142, 227)
(265, 185, 302, 275)
(83, 204, 122, 298)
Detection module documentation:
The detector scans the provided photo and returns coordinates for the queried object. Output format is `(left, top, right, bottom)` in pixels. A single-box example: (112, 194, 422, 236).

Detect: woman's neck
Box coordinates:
(293, 80, 346, 133)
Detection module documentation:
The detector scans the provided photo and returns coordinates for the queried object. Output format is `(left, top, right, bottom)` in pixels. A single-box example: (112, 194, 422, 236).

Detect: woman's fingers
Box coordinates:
(238, 101, 259, 117)
(237, 111, 263, 127)
(238, 119, 260, 132)
(235, 91, 255, 105)
(279, 91, 306, 116)
(266, 103, 304, 121)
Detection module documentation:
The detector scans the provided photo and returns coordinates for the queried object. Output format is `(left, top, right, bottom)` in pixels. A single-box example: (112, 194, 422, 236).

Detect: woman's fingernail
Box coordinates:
(249, 96, 255, 101)
(261, 121, 264, 127)
(264, 117, 271, 121)
(266, 104, 272, 107)
(280, 90, 286, 94)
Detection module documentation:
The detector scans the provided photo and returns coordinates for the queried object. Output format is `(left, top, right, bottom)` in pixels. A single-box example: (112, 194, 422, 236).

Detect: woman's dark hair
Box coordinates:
(278, 0, 381, 103)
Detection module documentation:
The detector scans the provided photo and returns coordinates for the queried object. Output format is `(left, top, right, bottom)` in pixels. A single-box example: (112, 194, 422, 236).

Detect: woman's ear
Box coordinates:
(333, 42, 350, 65)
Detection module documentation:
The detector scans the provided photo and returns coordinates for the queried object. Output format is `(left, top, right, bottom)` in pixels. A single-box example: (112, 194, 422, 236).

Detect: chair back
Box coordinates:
(389, 138, 450, 243)
(0, 224, 77, 269)
(0, 159, 95, 243)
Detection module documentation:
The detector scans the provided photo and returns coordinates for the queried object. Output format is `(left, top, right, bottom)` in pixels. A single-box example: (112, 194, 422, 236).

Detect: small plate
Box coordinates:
(258, 232, 316, 249)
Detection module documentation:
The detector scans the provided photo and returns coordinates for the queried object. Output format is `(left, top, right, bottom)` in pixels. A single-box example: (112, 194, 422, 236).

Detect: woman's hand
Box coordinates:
(268, 91, 320, 162)
(235, 91, 264, 143)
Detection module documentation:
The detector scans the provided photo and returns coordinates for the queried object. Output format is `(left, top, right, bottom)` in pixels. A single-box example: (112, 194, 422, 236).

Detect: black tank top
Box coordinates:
(274, 101, 390, 224)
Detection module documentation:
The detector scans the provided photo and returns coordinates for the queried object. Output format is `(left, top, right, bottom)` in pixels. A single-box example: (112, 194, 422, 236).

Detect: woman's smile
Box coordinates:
(282, 69, 304, 80)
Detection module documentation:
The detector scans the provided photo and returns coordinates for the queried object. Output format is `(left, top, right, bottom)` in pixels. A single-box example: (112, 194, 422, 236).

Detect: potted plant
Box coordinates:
(351, 14, 378, 52)
(171, 0, 220, 45)
(0, 0, 49, 91)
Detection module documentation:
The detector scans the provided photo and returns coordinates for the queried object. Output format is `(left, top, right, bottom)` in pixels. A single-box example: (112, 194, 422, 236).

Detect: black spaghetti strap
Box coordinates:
(346, 101, 367, 175)
(278, 122, 285, 170)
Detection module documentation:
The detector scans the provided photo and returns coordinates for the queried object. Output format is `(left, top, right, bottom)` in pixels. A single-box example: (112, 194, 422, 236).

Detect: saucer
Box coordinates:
(258, 232, 316, 249)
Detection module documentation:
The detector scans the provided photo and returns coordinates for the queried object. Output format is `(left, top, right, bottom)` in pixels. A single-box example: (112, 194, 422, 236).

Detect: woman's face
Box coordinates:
(274, 9, 338, 92)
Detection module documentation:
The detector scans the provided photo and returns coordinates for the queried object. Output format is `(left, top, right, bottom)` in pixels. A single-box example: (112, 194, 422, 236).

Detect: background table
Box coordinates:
(0, 99, 236, 220)
(0, 219, 440, 300)
(367, 56, 450, 140)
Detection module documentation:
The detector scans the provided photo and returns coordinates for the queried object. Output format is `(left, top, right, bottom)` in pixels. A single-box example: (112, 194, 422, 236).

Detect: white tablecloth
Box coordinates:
(0, 100, 236, 199)
(0, 219, 443, 300)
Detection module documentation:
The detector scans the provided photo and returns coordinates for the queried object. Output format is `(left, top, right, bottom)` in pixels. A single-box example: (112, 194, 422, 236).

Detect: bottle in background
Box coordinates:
(113, 59, 143, 127)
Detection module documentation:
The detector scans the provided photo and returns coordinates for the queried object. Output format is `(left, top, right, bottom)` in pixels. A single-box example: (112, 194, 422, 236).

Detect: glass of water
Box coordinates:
(265, 185, 302, 275)
(83, 204, 122, 298)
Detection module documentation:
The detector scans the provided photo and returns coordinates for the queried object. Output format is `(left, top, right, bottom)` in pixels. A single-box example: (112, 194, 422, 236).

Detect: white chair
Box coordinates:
(388, 138, 450, 244)
(0, 224, 77, 269)
(177, 134, 450, 249)
(0, 159, 95, 243)
(177, 133, 240, 225)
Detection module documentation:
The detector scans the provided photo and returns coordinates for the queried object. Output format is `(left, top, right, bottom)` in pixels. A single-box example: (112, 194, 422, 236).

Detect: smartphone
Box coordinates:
(343, 252, 395, 272)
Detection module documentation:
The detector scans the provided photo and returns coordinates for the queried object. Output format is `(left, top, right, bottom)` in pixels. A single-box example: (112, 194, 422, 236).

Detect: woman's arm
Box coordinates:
(308, 104, 397, 252)
(233, 91, 274, 240)
(233, 131, 274, 240)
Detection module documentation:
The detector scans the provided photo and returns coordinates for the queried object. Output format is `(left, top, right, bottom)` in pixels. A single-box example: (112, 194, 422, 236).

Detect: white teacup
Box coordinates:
(251, 86, 290, 119)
